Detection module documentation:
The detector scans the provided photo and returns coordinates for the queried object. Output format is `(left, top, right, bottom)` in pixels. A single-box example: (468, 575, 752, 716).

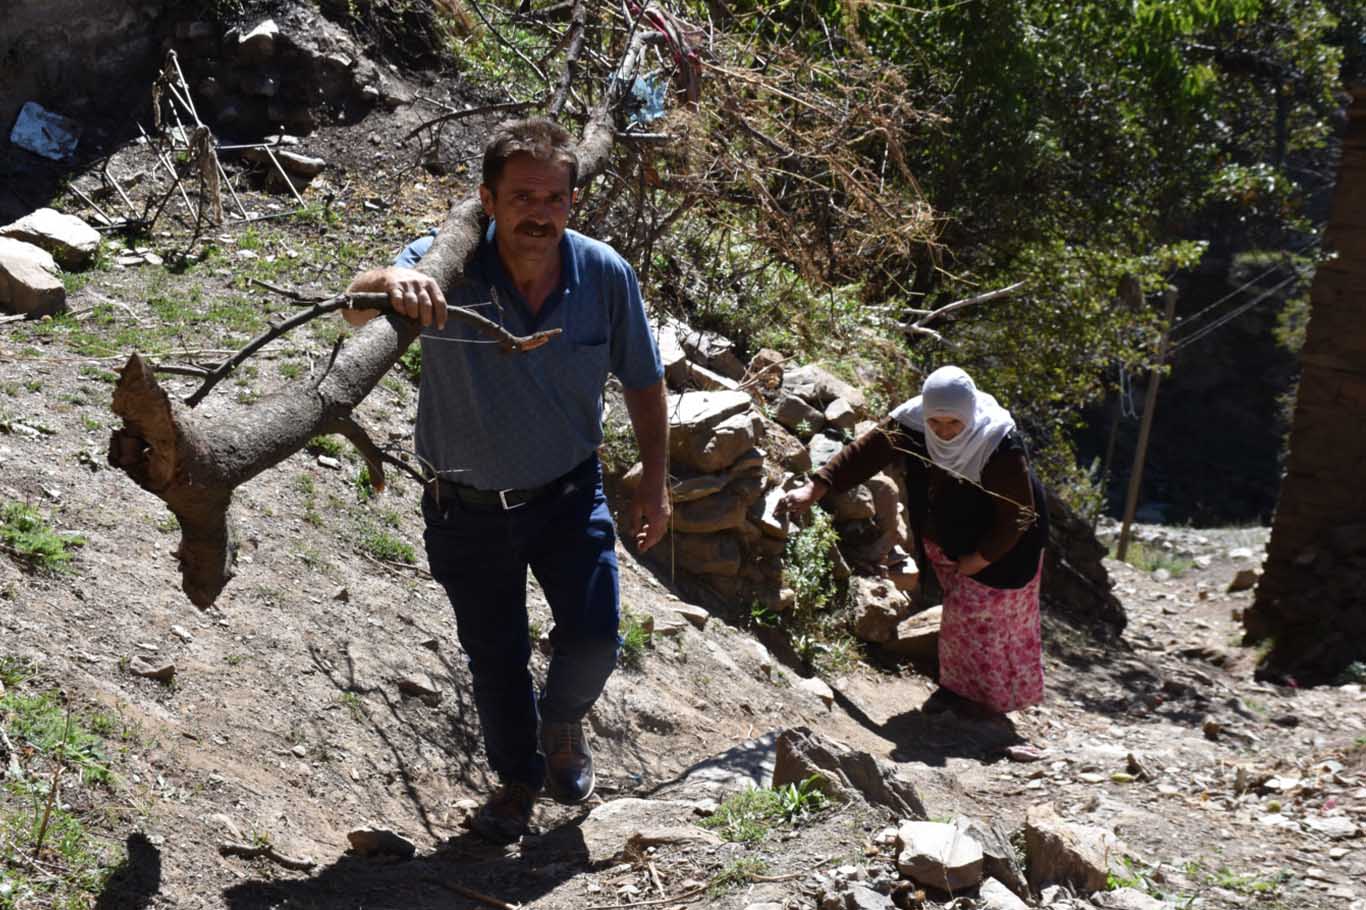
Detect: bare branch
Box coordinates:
(548, 0, 589, 118)
(403, 100, 534, 142)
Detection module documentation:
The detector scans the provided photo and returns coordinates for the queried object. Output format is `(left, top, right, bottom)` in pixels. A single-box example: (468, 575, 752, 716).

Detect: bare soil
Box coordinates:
(1, 66, 1363, 910)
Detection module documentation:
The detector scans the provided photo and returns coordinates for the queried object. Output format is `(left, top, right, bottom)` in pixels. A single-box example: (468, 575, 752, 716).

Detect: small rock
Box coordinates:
(1193, 555, 1213, 569)
(895, 820, 984, 891)
(1006, 744, 1046, 763)
(333, 587, 350, 601)
(671, 602, 710, 630)
(128, 655, 176, 682)
(844, 883, 890, 910)
(291, 744, 308, 758)
(978, 877, 1029, 910)
(1093, 887, 1169, 910)
(796, 676, 835, 708)
(397, 674, 441, 699)
(346, 827, 416, 859)
(1227, 568, 1259, 593)
(1305, 816, 1360, 840)
(1151, 568, 1171, 582)
(1202, 717, 1223, 740)
(1227, 546, 1255, 561)
(824, 398, 858, 434)
(171, 625, 193, 643)
(746, 640, 773, 677)
(317, 455, 341, 469)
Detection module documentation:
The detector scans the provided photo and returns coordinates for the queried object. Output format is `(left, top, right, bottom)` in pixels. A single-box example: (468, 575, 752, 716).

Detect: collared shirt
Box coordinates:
(399, 223, 662, 490)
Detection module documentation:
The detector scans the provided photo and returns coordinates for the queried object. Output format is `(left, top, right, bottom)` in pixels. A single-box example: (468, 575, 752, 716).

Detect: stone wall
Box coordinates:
(1244, 86, 1366, 684)
(0, 0, 169, 130)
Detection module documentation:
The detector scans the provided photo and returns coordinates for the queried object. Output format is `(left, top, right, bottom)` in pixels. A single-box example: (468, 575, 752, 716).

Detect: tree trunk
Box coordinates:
(1244, 85, 1366, 685)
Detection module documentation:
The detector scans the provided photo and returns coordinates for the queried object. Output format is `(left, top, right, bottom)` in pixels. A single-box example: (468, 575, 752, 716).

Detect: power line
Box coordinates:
(1167, 236, 1316, 339)
(1165, 272, 1302, 356)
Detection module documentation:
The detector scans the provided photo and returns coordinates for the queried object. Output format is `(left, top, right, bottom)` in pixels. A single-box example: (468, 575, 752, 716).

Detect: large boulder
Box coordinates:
(850, 576, 911, 643)
(0, 209, 100, 269)
(0, 238, 65, 317)
(782, 364, 867, 415)
(772, 727, 926, 819)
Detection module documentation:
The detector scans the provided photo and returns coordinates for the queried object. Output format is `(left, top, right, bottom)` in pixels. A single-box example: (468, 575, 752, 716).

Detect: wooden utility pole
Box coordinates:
(1116, 287, 1177, 561)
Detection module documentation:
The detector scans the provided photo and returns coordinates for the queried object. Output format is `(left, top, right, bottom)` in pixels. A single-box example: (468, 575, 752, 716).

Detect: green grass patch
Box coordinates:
(0, 501, 83, 573)
(0, 661, 124, 908)
(618, 612, 651, 672)
(359, 528, 416, 564)
(699, 775, 829, 843)
(707, 857, 771, 898)
(1112, 540, 1193, 577)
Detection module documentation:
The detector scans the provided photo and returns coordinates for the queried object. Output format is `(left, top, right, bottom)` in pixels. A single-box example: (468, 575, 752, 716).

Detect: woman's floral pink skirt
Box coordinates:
(923, 538, 1045, 714)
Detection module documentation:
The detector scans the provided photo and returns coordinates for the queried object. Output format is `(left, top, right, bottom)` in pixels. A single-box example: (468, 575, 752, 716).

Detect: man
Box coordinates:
(344, 118, 670, 843)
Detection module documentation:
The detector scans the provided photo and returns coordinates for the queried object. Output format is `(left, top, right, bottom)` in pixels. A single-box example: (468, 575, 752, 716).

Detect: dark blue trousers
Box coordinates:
(422, 457, 620, 790)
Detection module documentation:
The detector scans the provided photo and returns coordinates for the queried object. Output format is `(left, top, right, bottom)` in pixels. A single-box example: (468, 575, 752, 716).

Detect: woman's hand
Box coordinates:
(777, 479, 828, 520)
(956, 552, 990, 576)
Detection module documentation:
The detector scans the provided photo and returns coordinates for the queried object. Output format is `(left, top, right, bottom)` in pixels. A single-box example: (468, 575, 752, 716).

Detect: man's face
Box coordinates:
(479, 153, 574, 262)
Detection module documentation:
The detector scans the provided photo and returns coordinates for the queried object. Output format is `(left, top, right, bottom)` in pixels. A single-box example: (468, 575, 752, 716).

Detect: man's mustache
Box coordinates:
(515, 221, 554, 236)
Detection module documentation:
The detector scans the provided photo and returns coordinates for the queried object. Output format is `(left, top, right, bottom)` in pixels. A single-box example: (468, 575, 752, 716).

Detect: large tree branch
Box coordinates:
(107, 89, 632, 607)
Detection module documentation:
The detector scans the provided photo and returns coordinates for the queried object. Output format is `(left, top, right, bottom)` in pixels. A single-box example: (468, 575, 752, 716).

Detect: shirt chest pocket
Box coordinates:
(566, 299, 609, 347)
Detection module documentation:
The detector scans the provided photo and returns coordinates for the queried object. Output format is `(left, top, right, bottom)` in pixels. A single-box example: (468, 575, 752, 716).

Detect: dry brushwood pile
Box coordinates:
(1, 3, 1365, 910)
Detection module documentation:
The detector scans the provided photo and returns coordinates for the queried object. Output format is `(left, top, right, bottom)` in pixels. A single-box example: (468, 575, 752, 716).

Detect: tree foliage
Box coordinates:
(449, 0, 1358, 501)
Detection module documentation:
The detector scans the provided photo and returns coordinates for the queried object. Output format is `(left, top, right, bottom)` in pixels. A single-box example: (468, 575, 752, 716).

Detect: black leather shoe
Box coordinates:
(471, 781, 538, 844)
(541, 719, 594, 804)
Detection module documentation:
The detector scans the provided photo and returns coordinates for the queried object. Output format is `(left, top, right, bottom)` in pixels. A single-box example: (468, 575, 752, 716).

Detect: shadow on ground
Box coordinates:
(223, 827, 589, 910)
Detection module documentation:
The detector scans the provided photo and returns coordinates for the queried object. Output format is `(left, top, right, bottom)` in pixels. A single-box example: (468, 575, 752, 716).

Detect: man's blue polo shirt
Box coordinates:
(398, 223, 662, 491)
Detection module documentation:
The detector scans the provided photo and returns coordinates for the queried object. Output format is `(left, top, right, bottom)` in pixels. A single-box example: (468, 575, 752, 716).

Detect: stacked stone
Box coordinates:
(165, 10, 388, 138)
(625, 320, 919, 632)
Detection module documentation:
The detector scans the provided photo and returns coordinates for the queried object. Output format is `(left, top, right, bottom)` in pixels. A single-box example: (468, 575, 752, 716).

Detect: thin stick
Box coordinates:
(912, 281, 1025, 329)
(33, 703, 71, 858)
(218, 841, 317, 872)
(262, 146, 308, 208)
(437, 880, 521, 910)
(65, 181, 117, 226)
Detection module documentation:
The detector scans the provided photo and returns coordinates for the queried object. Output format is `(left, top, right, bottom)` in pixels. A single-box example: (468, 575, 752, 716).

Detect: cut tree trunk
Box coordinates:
(108, 108, 619, 607)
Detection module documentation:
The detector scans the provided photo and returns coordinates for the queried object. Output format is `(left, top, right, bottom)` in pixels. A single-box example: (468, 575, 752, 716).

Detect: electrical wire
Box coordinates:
(1165, 272, 1302, 357)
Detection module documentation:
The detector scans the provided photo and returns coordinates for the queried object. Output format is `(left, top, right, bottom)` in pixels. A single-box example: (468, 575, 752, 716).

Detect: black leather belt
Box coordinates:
(429, 458, 593, 513)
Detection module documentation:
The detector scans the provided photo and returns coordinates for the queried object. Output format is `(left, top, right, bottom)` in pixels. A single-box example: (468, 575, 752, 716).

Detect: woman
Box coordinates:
(781, 366, 1048, 715)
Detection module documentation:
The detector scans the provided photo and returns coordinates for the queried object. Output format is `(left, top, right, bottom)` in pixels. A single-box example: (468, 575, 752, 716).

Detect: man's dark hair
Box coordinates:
(482, 118, 579, 193)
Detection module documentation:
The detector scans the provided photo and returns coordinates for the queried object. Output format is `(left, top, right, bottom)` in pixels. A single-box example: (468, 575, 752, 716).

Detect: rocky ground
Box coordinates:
(2, 11, 1365, 910)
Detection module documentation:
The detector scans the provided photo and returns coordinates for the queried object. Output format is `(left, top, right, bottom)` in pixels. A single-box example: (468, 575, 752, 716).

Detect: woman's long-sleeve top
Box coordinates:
(813, 418, 1049, 589)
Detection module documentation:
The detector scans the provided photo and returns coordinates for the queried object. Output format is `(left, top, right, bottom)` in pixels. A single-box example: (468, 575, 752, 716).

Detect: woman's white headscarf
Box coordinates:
(889, 366, 1016, 484)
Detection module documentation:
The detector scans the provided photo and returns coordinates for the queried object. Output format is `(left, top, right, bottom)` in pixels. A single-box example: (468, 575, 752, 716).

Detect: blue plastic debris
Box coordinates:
(9, 102, 81, 161)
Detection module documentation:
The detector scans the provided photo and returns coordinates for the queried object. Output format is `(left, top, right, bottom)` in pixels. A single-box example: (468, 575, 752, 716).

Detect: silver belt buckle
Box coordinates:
(498, 489, 527, 511)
